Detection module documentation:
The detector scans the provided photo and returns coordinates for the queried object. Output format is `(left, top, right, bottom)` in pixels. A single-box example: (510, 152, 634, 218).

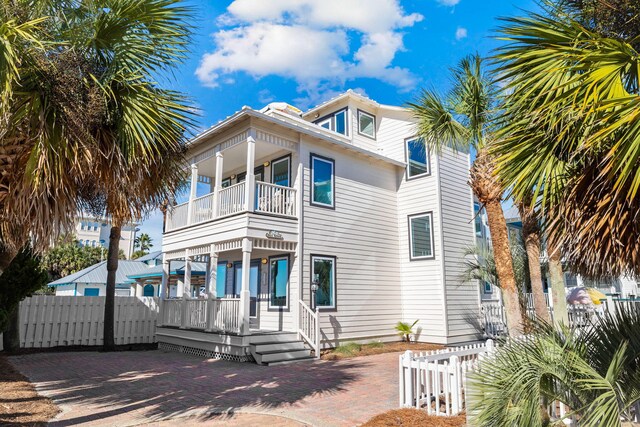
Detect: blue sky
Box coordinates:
(138, 0, 538, 250)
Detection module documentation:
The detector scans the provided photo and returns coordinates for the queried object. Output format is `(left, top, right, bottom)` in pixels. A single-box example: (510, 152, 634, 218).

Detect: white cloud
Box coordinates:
(257, 89, 275, 104)
(437, 0, 460, 6)
(455, 27, 468, 40)
(196, 0, 423, 97)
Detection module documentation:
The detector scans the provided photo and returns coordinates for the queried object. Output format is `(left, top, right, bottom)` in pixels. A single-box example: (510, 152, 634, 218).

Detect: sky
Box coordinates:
(137, 0, 539, 251)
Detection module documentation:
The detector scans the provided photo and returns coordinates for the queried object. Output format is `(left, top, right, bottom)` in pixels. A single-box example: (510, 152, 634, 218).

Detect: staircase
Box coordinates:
(249, 332, 315, 366)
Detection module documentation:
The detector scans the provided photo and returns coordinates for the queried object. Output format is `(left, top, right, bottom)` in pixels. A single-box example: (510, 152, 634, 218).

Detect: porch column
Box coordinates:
(187, 163, 198, 225)
(213, 152, 223, 218)
(180, 251, 191, 329)
(239, 237, 252, 335)
(135, 281, 143, 297)
(158, 257, 169, 326)
(205, 245, 218, 332)
(245, 135, 256, 212)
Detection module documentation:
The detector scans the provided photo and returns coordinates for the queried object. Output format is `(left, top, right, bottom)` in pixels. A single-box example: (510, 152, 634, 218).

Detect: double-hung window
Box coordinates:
(406, 137, 429, 178)
(269, 256, 289, 309)
(409, 212, 434, 260)
(310, 154, 335, 208)
(357, 110, 376, 138)
(312, 255, 336, 309)
(315, 109, 348, 136)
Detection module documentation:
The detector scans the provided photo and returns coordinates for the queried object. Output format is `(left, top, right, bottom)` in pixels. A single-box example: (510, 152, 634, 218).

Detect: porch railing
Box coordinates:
(256, 181, 297, 217)
(210, 298, 241, 333)
(191, 193, 215, 224)
(162, 299, 182, 327)
(187, 299, 208, 329)
(218, 182, 246, 218)
(298, 300, 320, 359)
(166, 203, 189, 232)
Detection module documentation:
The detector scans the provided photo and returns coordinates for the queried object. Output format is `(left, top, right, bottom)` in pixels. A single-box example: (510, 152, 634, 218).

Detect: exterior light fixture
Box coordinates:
(261, 258, 268, 265)
(263, 161, 270, 167)
(230, 174, 236, 180)
(226, 262, 233, 269)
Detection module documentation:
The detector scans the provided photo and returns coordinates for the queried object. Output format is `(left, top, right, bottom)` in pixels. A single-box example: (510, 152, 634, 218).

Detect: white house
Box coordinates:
(74, 213, 139, 259)
(156, 90, 478, 364)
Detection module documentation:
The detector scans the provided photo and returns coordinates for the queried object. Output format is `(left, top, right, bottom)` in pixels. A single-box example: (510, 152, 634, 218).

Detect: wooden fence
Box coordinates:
(15, 295, 159, 348)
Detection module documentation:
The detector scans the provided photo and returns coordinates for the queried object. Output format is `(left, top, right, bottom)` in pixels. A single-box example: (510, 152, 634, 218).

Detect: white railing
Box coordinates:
(162, 299, 183, 327)
(191, 193, 215, 225)
(298, 300, 320, 358)
(166, 203, 189, 231)
(480, 302, 506, 338)
(256, 181, 297, 217)
(187, 299, 208, 329)
(210, 298, 241, 333)
(399, 340, 496, 416)
(218, 182, 246, 218)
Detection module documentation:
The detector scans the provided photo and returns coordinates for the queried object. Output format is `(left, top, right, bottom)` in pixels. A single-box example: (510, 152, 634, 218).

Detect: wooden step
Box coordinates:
(253, 348, 312, 364)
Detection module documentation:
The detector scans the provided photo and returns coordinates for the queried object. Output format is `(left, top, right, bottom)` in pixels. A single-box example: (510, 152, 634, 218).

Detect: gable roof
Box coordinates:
(135, 251, 162, 262)
(48, 260, 146, 287)
(301, 89, 410, 119)
(125, 261, 207, 281)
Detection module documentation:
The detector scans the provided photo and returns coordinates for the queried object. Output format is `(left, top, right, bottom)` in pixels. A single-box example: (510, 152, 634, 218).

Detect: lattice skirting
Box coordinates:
(158, 342, 254, 363)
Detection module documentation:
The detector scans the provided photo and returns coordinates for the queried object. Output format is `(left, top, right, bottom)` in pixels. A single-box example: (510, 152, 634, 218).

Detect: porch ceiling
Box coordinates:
(196, 139, 293, 178)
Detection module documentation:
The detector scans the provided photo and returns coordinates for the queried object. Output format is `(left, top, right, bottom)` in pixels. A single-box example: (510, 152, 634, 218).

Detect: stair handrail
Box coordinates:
(299, 300, 320, 359)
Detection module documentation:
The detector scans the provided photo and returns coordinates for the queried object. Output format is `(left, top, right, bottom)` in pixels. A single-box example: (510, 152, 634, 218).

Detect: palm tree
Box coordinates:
(408, 55, 524, 336)
(468, 306, 640, 426)
(134, 233, 153, 253)
(492, 1, 640, 280)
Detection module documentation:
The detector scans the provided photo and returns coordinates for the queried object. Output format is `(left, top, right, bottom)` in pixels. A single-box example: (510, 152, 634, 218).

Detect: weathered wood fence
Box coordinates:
(5, 296, 159, 349)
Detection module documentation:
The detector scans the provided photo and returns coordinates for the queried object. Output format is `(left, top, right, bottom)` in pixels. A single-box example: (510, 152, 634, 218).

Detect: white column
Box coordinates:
(180, 251, 191, 329)
(187, 163, 198, 225)
(245, 136, 256, 212)
(135, 282, 143, 297)
(239, 238, 252, 335)
(205, 246, 218, 332)
(160, 257, 169, 299)
(213, 152, 224, 218)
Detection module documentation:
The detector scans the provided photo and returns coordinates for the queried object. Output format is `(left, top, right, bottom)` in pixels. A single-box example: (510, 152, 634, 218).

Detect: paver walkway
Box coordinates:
(10, 349, 400, 426)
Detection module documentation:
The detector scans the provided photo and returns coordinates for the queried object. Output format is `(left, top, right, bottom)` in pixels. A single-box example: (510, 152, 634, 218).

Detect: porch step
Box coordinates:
(249, 332, 314, 366)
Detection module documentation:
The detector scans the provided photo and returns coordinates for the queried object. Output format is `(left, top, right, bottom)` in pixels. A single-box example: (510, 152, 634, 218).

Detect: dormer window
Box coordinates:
(315, 108, 347, 136)
(357, 110, 376, 139)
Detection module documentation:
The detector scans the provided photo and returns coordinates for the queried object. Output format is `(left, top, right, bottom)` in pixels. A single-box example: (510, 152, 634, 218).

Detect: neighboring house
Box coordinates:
(49, 251, 209, 297)
(74, 213, 139, 259)
(156, 90, 477, 364)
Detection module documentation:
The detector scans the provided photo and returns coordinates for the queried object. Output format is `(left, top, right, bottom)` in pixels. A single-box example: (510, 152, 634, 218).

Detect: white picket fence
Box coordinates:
(13, 295, 159, 348)
(399, 340, 496, 416)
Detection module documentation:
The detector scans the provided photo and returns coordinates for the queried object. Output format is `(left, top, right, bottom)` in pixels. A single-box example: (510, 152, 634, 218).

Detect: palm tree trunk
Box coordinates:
(485, 200, 525, 336)
(548, 243, 569, 326)
(103, 225, 121, 351)
(517, 201, 550, 323)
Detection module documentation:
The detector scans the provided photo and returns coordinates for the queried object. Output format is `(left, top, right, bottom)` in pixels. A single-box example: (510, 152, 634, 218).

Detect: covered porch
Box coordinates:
(165, 128, 300, 232)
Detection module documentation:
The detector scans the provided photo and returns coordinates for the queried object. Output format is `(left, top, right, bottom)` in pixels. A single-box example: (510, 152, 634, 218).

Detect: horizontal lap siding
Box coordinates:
(378, 115, 448, 343)
(439, 149, 481, 342)
(301, 139, 402, 346)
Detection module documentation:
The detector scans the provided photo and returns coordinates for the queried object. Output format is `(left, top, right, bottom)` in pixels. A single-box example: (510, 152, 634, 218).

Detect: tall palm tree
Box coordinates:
(409, 55, 524, 336)
(492, 1, 640, 280)
(134, 233, 153, 253)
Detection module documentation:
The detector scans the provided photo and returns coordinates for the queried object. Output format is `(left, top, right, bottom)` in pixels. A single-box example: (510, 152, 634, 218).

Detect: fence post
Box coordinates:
(401, 350, 414, 407)
(450, 355, 460, 415)
(606, 295, 617, 317)
(486, 338, 495, 354)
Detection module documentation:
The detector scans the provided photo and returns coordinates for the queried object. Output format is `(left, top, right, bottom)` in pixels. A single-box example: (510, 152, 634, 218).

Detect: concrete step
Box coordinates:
(249, 332, 299, 344)
(253, 348, 312, 364)
(266, 356, 316, 366)
(253, 341, 306, 353)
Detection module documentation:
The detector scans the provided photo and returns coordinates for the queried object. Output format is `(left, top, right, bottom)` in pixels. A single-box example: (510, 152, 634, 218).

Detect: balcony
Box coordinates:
(166, 181, 297, 232)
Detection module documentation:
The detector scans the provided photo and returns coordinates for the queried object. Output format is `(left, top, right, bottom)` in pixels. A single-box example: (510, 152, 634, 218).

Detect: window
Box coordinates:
(85, 239, 90, 246)
(311, 154, 335, 208)
(221, 177, 231, 188)
(483, 282, 493, 294)
(271, 156, 290, 187)
(406, 137, 429, 178)
(216, 262, 227, 297)
(315, 109, 348, 136)
(357, 110, 376, 138)
(269, 256, 289, 309)
(143, 284, 155, 297)
(91, 240, 96, 247)
(409, 212, 434, 260)
(312, 255, 336, 309)
(84, 288, 100, 296)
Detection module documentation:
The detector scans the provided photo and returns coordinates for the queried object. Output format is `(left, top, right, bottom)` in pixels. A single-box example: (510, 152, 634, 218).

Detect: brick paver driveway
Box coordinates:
(10, 350, 399, 426)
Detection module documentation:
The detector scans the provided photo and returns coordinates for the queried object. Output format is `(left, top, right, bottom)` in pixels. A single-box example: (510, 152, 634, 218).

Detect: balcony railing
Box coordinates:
(161, 298, 241, 334)
(166, 180, 297, 231)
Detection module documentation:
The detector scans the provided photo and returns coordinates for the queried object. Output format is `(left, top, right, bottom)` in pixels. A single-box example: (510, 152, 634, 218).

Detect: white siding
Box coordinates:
(300, 137, 403, 346)
(438, 149, 481, 343)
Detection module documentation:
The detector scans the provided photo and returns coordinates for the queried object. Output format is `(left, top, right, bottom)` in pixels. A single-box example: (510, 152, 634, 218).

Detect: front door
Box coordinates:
(234, 261, 260, 317)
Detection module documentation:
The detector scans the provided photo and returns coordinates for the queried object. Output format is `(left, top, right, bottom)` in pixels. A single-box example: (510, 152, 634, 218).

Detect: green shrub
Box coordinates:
(334, 342, 362, 356)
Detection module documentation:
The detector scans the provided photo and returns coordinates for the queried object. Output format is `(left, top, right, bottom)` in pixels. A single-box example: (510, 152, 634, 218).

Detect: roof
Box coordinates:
(135, 251, 162, 262)
(125, 261, 207, 281)
(301, 89, 409, 118)
(48, 260, 144, 287)
(188, 107, 406, 168)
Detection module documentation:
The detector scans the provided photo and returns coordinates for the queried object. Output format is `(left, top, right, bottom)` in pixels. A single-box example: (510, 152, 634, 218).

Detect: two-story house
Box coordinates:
(155, 90, 478, 365)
